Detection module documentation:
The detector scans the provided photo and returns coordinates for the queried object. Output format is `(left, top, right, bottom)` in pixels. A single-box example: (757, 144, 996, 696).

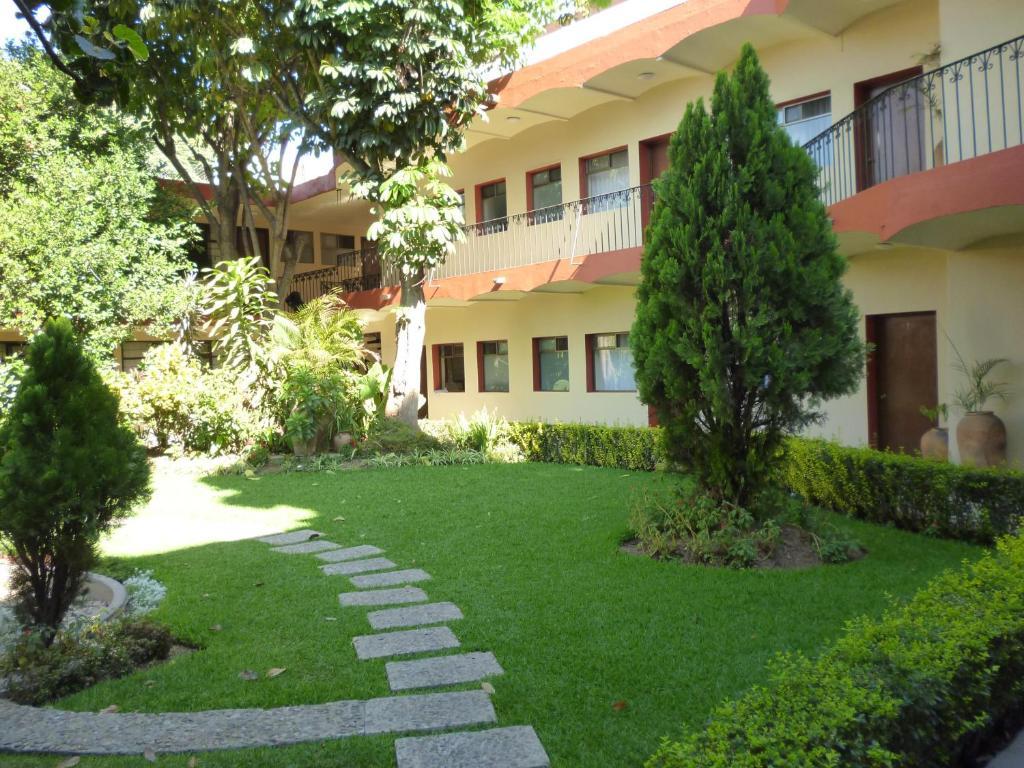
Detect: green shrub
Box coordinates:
(0, 319, 150, 633)
(0, 618, 174, 705)
(508, 422, 664, 472)
(113, 343, 252, 455)
(361, 418, 439, 455)
(783, 437, 1024, 543)
(647, 533, 1024, 768)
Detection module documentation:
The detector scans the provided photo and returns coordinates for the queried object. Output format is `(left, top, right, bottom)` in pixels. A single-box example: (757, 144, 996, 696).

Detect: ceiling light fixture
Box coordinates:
(505, 115, 522, 122)
(637, 71, 657, 81)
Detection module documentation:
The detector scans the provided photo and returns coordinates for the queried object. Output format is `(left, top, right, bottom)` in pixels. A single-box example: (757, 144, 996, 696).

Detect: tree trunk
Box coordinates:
(277, 240, 299, 308)
(386, 269, 426, 428)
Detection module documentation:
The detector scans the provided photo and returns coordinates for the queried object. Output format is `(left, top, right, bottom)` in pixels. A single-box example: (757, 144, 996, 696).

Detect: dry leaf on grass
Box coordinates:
(253, 581, 265, 588)
(99, 704, 119, 714)
(144, 680, 157, 687)
(612, 700, 628, 712)
(324, 616, 337, 621)
(56, 757, 80, 768)
(266, 667, 286, 678)
(209, 624, 222, 632)
(238, 670, 258, 681)
(481, 682, 495, 694)
(188, 757, 199, 767)
(333, 516, 345, 522)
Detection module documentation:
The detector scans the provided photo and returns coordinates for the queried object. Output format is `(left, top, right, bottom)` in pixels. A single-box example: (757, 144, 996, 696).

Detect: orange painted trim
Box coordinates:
(829, 144, 1024, 241)
(491, 0, 787, 111)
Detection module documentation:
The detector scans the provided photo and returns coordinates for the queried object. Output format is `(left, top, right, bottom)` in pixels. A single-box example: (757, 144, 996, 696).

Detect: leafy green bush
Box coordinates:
(508, 422, 663, 472)
(0, 319, 150, 633)
(366, 447, 486, 469)
(361, 418, 440, 455)
(113, 343, 252, 455)
(421, 409, 524, 462)
(783, 437, 1024, 543)
(0, 618, 174, 705)
(647, 533, 1024, 768)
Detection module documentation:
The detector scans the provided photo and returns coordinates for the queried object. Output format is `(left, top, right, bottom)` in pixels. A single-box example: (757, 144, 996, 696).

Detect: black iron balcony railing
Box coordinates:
(286, 184, 655, 301)
(804, 35, 1024, 206)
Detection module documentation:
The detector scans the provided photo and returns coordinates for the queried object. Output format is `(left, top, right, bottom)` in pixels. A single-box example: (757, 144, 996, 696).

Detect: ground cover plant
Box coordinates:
(1, 461, 977, 768)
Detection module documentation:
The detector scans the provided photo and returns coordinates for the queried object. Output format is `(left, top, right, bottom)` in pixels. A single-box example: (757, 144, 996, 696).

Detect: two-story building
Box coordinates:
(12, 0, 1022, 464)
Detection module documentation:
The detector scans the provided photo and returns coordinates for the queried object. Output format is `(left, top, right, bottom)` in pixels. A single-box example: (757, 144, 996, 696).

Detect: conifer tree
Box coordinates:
(0, 319, 150, 636)
(632, 44, 863, 509)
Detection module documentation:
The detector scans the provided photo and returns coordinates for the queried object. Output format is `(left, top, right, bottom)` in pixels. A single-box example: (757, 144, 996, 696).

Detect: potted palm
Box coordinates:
(951, 343, 1010, 467)
(919, 403, 948, 461)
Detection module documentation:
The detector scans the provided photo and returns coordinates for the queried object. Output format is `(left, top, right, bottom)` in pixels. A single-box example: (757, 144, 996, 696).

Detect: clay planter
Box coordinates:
(920, 427, 949, 461)
(332, 432, 354, 452)
(956, 411, 1007, 467)
(291, 437, 316, 457)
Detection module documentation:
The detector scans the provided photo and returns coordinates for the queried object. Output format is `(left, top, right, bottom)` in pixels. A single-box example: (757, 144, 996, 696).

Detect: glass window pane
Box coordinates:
(538, 337, 569, 391)
(482, 340, 509, 392)
(593, 334, 636, 392)
(320, 234, 356, 266)
(287, 230, 315, 263)
(586, 150, 630, 211)
(439, 344, 465, 392)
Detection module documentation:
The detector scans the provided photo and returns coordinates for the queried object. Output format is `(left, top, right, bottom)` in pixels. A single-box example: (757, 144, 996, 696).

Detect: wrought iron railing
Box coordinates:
(287, 185, 654, 301)
(804, 35, 1024, 206)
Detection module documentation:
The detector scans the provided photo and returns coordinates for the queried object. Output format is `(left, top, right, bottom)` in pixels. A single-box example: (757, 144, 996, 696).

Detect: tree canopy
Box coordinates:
(0, 47, 195, 361)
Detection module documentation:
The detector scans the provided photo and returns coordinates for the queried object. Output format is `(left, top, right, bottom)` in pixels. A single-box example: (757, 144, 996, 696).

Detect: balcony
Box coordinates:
(289, 185, 654, 304)
(804, 35, 1024, 207)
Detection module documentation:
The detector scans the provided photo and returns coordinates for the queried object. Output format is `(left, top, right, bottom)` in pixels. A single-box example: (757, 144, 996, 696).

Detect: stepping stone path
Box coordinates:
(368, 602, 464, 630)
(317, 544, 384, 562)
(271, 539, 342, 555)
(353, 626, 461, 660)
(321, 556, 397, 576)
(395, 726, 550, 768)
(387, 651, 505, 691)
(351, 568, 431, 588)
(339, 586, 428, 607)
(0, 527, 549, 765)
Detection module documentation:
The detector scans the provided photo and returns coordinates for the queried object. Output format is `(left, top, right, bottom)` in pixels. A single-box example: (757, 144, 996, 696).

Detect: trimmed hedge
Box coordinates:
(508, 422, 663, 472)
(647, 533, 1024, 768)
(783, 437, 1024, 543)
(504, 422, 1024, 544)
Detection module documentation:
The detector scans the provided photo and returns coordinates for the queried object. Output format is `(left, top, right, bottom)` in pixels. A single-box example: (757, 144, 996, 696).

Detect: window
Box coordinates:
(363, 332, 382, 358)
(478, 340, 509, 392)
(434, 343, 465, 392)
(477, 180, 508, 233)
(321, 234, 357, 266)
(588, 332, 635, 392)
(287, 230, 315, 264)
(534, 336, 569, 392)
(0, 342, 25, 361)
(235, 227, 271, 269)
(584, 149, 629, 211)
(529, 167, 563, 223)
(778, 94, 831, 148)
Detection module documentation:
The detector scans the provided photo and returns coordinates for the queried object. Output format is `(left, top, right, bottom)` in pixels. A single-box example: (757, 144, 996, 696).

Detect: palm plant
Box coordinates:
(201, 256, 277, 378)
(949, 336, 1010, 413)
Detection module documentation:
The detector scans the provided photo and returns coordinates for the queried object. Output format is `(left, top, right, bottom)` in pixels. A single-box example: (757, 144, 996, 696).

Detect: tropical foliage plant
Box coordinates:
(632, 44, 864, 512)
(0, 319, 150, 637)
(949, 337, 1010, 413)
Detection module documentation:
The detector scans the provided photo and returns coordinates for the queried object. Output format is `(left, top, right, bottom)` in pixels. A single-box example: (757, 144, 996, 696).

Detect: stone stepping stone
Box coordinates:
(353, 626, 460, 660)
(272, 540, 342, 555)
(256, 530, 323, 546)
(368, 602, 464, 631)
(317, 544, 384, 563)
(339, 587, 428, 607)
(395, 726, 550, 768)
(0, 690, 495, 754)
(387, 651, 504, 691)
(364, 690, 495, 736)
(351, 568, 431, 589)
(322, 557, 396, 576)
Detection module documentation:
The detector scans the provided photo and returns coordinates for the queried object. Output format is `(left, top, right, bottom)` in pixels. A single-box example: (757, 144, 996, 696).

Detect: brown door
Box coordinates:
(640, 136, 671, 229)
(647, 138, 670, 180)
(867, 312, 937, 453)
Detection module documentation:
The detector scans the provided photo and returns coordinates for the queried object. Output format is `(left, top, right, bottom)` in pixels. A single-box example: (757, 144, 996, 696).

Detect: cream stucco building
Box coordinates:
(13, 0, 1020, 465)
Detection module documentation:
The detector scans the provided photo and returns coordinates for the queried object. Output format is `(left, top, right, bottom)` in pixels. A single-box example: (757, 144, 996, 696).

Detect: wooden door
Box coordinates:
(867, 312, 937, 453)
(648, 138, 670, 180)
(640, 136, 671, 229)
(855, 68, 924, 190)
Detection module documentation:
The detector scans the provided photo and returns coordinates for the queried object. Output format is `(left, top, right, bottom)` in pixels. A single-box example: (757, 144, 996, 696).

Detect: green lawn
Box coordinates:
(5, 461, 979, 767)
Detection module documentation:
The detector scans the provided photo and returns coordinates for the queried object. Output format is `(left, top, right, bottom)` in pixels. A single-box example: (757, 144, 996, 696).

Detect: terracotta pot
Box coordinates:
(956, 411, 1007, 467)
(919, 427, 948, 461)
(332, 432, 354, 452)
(291, 437, 316, 457)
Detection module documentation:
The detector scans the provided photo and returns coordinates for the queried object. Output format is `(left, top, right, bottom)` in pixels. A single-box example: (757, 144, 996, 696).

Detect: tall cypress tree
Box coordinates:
(632, 44, 863, 509)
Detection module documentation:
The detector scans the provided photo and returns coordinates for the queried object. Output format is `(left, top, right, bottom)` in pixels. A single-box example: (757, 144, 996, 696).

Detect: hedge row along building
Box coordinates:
(7, 0, 1021, 465)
